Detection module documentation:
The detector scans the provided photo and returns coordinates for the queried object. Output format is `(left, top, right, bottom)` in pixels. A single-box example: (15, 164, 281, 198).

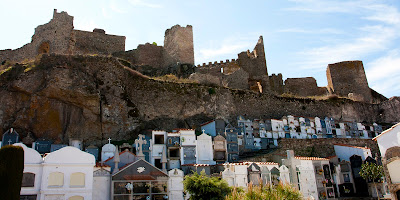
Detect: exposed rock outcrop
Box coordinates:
(0, 54, 397, 146)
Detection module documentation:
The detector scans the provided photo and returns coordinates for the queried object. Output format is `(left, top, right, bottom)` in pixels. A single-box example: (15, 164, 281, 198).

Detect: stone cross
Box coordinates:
(108, 138, 111, 144)
(135, 134, 147, 160)
(8, 139, 12, 145)
(202, 129, 205, 134)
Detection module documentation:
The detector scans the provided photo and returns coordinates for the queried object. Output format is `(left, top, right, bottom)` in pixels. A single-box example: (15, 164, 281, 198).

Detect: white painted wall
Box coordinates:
(334, 144, 372, 161)
(196, 133, 215, 165)
(14, 143, 43, 198)
(234, 165, 248, 188)
(40, 146, 95, 200)
(92, 176, 110, 200)
(168, 168, 184, 200)
(374, 124, 400, 157)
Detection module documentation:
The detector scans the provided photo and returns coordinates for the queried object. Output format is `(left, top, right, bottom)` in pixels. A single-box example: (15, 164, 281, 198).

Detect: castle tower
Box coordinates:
(237, 36, 270, 92)
(326, 61, 372, 102)
(164, 25, 194, 65)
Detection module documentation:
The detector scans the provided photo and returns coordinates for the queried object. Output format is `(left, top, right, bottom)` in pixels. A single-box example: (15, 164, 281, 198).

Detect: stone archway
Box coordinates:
(386, 147, 400, 160)
(38, 41, 50, 54)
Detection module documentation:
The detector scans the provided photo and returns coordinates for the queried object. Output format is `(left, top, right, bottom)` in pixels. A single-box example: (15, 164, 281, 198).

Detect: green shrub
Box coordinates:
(183, 171, 231, 200)
(0, 145, 24, 200)
(226, 183, 302, 200)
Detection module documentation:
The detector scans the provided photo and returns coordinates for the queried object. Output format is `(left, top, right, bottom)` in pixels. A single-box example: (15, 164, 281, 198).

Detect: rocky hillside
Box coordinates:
(0, 54, 398, 146)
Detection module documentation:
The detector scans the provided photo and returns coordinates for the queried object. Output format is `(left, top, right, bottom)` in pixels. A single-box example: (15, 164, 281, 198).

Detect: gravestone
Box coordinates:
(50, 144, 67, 152)
(168, 169, 184, 200)
(85, 145, 99, 161)
(222, 168, 236, 187)
(248, 163, 261, 185)
(101, 138, 116, 162)
(1, 128, 19, 146)
(34, 139, 52, 154)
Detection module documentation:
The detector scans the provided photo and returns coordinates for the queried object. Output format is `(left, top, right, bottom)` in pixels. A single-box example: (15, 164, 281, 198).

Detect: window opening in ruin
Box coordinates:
(155, 135, 164, 144)
(38, 42, 50, 54)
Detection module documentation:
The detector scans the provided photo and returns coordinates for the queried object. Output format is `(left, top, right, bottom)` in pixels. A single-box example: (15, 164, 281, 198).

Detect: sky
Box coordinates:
(0, 0, 399, 98)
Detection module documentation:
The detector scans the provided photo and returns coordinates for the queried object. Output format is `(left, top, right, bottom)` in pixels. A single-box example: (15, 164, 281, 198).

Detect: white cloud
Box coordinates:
(74, 19, 99, 32)
(110, 0, 128, 14)
(196, 34, 260, 65)
(286, 0, 363, 13)
(287, 1, 400, 71)
(128, 0, 162, 8)
(277, 28, 344, 34)
(366, 49, 400, 97)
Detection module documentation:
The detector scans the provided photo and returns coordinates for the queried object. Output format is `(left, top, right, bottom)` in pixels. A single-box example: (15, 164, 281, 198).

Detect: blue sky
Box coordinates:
(1, 0, 399, 98)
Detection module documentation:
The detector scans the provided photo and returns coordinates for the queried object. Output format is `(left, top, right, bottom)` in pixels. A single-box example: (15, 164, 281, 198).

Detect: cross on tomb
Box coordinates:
(202, 129, 205, 134)
(108, 138, 111, 144)
(135, 135, 147, 159)
(8, 139, 12, 145)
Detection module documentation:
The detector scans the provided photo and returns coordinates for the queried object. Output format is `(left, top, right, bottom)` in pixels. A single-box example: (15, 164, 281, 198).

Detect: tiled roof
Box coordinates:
(181, 164, 211, 167)
(200, 120, 215, 126)
(103, 151, 137, 163)
(95, 162, 111, 167)
(373, 122, 400, 141)
(295, 156, 329, 161)
(223, 161, 278, 166)
(334, 143, 370, 150)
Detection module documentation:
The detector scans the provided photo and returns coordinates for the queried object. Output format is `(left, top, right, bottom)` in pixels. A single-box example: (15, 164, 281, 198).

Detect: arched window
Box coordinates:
(48, 172, 64, 187)
(22, 172, 35, 187)
(70, 172, 85, 187)
(385, 146, 400, 160)
(68, 196, 84, 200)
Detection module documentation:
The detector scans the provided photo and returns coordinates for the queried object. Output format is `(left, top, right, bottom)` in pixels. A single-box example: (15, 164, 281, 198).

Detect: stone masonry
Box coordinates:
(0, 9, 390, 103)
(0, 9, 125, 63)
(327, 61, 373, 102)
(164, 25, 195, 65)
(284, 77, 328, 97)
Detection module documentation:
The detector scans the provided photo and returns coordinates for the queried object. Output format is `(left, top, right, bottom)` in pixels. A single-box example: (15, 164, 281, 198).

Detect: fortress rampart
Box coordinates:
(0, 9, 390, 103)
(0, 9, 125, 63)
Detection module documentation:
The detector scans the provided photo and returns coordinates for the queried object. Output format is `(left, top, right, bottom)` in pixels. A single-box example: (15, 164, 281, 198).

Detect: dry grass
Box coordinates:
(152, 74, 199, 84)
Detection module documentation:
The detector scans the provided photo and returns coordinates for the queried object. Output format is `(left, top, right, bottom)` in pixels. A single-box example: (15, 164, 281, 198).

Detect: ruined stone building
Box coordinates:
(0, 9, 125, 62)
(0, 9, 388, 103)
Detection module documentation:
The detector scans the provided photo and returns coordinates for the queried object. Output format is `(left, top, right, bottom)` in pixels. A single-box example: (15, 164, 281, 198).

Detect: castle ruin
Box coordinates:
(0, 9, 388, 103)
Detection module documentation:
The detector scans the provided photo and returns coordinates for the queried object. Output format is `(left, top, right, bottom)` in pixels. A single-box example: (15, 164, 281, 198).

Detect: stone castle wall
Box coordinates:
(0, 9, 74, 63)
(0, 9, 125, 63)
(327, 61, 373, 102)
(73, 29, 125, 55)
(164, 25, 194, 65)
(269, 73, 284, 95)
(192, 37, 270, 92)
(284, 77, 328, 97)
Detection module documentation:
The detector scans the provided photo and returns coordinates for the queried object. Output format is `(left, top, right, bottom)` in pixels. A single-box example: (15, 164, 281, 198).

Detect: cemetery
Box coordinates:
(1, 116, 396, 199)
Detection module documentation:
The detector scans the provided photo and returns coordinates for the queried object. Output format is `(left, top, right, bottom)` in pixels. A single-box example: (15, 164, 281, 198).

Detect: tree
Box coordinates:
(359, 162, 384, 199)
(183, 170, 231, 200)
(225, 183, 302, 200)
(0, 145, 24, 200)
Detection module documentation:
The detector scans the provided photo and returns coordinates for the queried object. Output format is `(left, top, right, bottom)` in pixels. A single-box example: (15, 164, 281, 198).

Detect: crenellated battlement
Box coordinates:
(196, 58, 238, 68)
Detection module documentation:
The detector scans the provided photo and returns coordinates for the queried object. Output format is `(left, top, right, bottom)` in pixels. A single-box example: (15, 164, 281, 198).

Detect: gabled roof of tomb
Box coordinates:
(295, 156, 329, 161)
(334, 143, 370, 150)
(372, 122, 400, 141)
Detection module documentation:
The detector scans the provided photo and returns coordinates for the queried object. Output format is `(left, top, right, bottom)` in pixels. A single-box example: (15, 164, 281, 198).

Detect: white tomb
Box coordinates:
(101, 138, 116, 162)
(196, 133, 216, 165)
(168, 168, 184, 200)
